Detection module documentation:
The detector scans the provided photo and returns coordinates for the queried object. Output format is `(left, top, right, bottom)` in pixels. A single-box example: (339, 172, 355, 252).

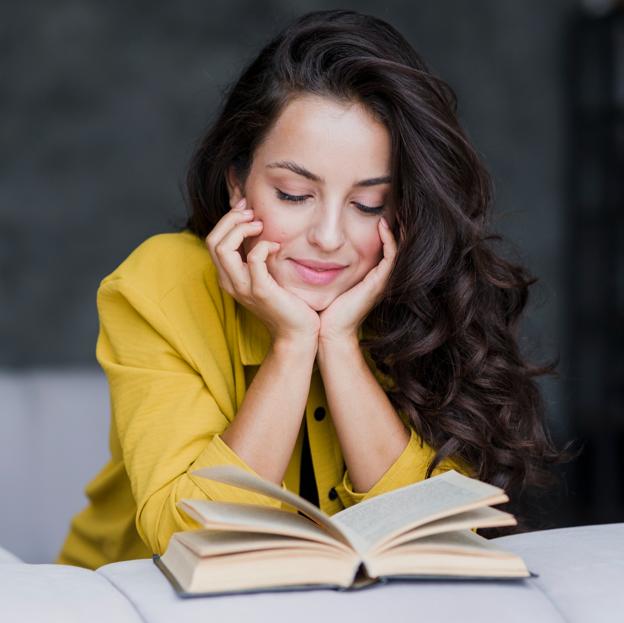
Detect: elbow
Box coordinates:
(135, 481, 202, 555)
(135, 487, 169, 555)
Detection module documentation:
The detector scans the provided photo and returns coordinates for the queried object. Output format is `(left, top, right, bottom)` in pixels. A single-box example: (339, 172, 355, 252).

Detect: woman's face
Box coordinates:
(229, 94, 394, 312)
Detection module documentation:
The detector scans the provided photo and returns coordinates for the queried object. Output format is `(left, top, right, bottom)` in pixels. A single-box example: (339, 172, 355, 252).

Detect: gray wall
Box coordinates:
(1, 1, 572, 434)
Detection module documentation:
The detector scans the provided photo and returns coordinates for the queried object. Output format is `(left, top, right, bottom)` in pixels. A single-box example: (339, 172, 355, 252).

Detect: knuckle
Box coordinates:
(237, 279, 251, 292)
(214, 243, 226, 258)
(250, 283, 267, 299)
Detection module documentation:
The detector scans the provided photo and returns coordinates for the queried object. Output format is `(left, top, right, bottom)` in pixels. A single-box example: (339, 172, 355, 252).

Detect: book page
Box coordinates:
(177, 499, 353, 554)
(332, 470, 508, 553)
(175, 530, 348, 558)
(366, 529, 529, 579)
(394, 528, 510, 554)
(191, 465, 359, 550)
(373, 506, 517, 555)
(175, 545, 359, 594)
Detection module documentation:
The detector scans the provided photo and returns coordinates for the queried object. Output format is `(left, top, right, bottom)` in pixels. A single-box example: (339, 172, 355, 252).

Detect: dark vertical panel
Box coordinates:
(562, 7, 624, 525)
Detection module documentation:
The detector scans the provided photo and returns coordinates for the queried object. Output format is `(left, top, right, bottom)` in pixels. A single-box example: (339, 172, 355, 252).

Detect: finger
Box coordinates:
(205, 211, 253, 294)
(207, 244, 235, 295)
(247, 240, 281, 300)
(216, 221, 265, 292)
(378, 217, 398, 266)
(205, 207, 254, 251)
(205, 210, 256, 289)
(354, 220, 397, 294)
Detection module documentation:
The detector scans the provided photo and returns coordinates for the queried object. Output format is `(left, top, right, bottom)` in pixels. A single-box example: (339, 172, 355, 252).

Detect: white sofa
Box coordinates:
(1, 369, 623, 622)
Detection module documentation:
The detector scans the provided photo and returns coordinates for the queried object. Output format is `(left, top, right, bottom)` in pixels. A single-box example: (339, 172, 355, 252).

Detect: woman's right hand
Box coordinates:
(205, 198, 321, 346)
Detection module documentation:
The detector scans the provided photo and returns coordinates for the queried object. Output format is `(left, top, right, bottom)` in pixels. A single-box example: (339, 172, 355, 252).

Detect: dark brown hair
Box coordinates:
(183, 9, 579, 535)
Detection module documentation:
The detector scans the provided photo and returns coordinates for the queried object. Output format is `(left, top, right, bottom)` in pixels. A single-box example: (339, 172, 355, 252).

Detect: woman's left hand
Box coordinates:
(318, 217, 397, 345)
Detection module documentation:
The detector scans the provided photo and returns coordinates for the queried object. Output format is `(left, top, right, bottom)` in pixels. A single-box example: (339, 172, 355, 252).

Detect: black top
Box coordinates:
(298, 418, 319, 508)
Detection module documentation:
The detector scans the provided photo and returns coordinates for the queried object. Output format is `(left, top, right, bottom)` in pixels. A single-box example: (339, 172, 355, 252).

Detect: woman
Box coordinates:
(57, 9, 575, 569)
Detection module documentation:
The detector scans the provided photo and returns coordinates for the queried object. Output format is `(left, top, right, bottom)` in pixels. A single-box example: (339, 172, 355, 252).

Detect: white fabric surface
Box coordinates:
(0, 562, 141, 623)
(0, 544, 23, 563)
(493, 522, 624, 623)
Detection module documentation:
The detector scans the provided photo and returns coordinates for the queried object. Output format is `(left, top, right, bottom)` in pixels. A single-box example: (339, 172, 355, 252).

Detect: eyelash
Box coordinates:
(274, 188, 384, 215)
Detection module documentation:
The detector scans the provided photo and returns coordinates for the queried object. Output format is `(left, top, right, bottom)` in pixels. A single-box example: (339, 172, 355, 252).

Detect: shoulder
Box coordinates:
(99, 230, 221, 305)
(95, 230, 243, 375)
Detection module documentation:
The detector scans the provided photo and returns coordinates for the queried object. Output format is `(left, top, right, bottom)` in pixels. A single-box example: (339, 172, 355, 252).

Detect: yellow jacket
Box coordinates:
(56, 230, 471, 570)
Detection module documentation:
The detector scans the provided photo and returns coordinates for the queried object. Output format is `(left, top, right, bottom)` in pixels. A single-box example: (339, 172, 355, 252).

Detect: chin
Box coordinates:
(287, 286, 337, 312)
(307, 297, 332, 312)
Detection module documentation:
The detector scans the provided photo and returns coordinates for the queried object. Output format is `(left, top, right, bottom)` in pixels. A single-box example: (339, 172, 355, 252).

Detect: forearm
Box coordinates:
(221, 337, 317, 485)
(317, 337, 410, 493)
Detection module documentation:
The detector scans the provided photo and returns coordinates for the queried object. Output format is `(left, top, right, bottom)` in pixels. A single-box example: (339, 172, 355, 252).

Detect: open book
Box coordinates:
(154, 465, 533, 597)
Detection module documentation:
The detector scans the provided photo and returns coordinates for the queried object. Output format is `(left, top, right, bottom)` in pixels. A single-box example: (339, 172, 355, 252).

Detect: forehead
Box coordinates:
(255, 94, 391, 178)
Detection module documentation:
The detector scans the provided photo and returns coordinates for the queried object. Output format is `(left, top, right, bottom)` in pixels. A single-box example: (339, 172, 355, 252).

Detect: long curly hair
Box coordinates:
(183, 9, 580, 535)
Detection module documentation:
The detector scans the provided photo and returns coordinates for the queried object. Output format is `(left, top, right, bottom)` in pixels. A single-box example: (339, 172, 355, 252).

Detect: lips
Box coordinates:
(290, 258, 347, 270)
(289, 259, 346, 286)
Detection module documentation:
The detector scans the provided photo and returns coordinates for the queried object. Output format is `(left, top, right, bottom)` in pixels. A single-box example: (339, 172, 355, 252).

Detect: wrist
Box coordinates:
(317, 334, 360, 361)
(271, 334, 318, 360)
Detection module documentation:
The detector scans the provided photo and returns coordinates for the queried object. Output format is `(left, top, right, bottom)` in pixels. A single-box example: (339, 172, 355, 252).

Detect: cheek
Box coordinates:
(248, 190, 292, 241)
(355, 230, 383, 270)
(257, 219, 289, 243)
(241, 203, 293, 261)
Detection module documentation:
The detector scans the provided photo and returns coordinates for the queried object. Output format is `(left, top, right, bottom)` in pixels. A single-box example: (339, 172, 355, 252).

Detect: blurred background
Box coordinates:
(1, 0, 622, 562)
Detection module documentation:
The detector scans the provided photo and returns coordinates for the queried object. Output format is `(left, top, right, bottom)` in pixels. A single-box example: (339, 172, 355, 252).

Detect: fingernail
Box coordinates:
(234, 198, 246, 210)
(380, 217, 389, 229)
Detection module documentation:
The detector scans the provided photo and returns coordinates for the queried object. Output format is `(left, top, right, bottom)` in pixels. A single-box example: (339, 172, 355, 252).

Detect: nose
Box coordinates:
(307, 205, 346, 252)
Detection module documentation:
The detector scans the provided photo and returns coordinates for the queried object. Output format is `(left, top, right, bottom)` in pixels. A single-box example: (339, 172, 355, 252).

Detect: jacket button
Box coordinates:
(314, 407, 326, 421)
(328, 487, 338, 501)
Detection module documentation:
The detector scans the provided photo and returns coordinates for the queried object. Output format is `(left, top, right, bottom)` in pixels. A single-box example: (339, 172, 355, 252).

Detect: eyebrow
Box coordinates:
(266, 160, 391, 187)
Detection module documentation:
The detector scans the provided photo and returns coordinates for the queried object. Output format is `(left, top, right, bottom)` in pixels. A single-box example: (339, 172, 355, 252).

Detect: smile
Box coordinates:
(288, 259, 346, 285)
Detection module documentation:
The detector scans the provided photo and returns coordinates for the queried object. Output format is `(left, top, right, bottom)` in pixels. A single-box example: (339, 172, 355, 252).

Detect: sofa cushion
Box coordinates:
(0, 562, 141, 623)
(493, 522, 624, 623)
(97, 558, 562, 623)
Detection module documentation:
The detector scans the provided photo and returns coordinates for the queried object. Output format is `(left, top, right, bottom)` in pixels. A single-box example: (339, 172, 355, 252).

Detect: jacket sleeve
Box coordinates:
(334, 424, 474, 509)
(96, 276, 286, 556)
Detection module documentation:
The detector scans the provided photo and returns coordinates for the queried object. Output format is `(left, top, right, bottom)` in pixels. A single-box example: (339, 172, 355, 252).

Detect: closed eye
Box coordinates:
(274, 188, 384, 215)
(275, 189, 308, 203)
